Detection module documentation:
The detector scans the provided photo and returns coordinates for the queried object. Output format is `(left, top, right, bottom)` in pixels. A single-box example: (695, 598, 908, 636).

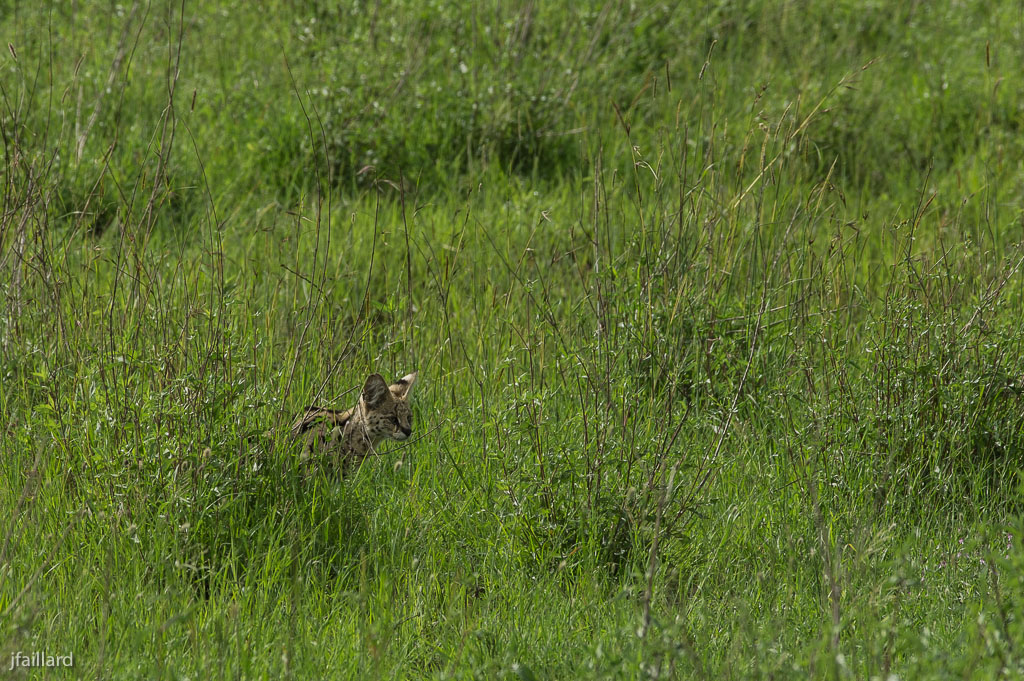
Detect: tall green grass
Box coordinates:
(3, 1, 1024, 678)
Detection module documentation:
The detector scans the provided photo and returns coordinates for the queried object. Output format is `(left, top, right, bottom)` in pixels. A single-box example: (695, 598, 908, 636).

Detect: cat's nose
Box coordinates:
(399, 426, 412, 438)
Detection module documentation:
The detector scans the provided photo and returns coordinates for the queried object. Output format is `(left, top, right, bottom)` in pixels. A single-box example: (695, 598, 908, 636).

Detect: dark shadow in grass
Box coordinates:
(56, 168, 204, 242)
(56, 178, 119, 238)
(296, 76, 577, 194)
(284, 463, 374, 587)
(175, 440, 372, 600)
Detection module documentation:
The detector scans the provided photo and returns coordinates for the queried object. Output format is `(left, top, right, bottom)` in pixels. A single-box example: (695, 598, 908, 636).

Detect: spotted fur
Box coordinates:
(291, 372, 418, 475)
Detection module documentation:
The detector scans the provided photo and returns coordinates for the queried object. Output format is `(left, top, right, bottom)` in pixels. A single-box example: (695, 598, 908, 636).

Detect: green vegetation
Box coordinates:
(3, 1, 1024, 678)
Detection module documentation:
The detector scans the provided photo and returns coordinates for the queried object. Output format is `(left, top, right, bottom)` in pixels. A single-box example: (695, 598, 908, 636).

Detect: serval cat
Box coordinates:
(291, 372, 418, 475)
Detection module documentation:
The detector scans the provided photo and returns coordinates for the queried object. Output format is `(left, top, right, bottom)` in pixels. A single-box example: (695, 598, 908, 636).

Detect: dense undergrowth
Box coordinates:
(3, 2, 1024, 679)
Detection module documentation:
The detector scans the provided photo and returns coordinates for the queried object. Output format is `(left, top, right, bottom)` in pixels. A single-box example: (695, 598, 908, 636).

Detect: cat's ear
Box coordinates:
(390, 371, 418, 400)
(361, 373, 391, 408)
